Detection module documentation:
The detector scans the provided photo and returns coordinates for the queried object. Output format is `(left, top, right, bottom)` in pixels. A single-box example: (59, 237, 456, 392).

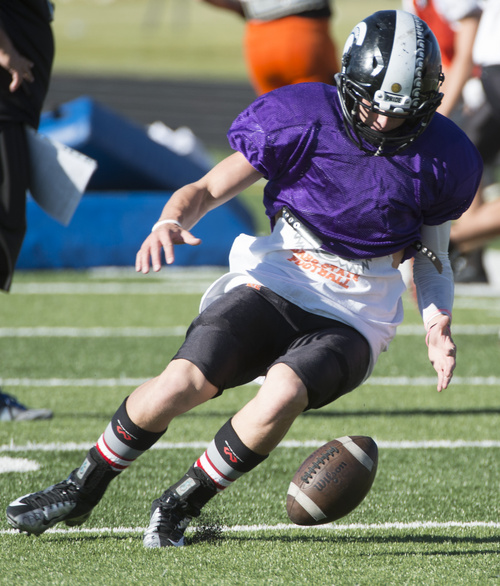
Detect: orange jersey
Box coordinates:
(244, 16, 339, 95)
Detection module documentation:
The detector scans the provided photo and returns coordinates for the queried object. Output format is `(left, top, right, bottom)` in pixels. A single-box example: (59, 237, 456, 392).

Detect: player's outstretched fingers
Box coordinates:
(135, 236, 164, 273)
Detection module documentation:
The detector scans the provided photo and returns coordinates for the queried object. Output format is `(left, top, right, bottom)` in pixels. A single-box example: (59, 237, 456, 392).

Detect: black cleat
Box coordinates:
(6, 447, 120, 536)
(143, 466, 217, 548)
(143, 491, 194, 548)
(6, 478, 94, 535)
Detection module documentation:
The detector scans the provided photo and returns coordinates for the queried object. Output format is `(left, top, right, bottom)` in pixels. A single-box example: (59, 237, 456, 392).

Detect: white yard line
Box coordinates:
(7, 274, 500, 296)
(0, 327, 188, 337)
(367, 375, 500, 385)
(0, 324, 498, 337)
(9, 269, 226, 296)
(1, 520, 499, 537)
(0, 377, 148, 387)
(2, 375, 500, 387)
(1, 439, 499, 453)
(9, 283, 211, 295)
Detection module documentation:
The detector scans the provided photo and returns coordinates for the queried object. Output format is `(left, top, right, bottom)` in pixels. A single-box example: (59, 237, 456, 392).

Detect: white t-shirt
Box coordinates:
(402, 0, 482, 27)
(241, 0, 328, 20)
(473, 0, 500, 65)
(200, 218, 406, 376)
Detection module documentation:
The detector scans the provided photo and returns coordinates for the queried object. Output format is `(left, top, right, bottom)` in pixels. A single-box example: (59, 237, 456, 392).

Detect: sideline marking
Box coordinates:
(2, 376, 500, 387)
(9, 281, 218, 295)
(1, 439, 499, 453)
(8, 279, 500, 297)
(2, 520, 499, 537)
(0, 325, 498, 337)
(0, 327, 187, 338)
(0, 456, 39, 473)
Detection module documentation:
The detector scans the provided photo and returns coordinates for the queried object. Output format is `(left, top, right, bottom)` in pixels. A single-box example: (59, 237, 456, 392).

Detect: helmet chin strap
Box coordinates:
(345, 112, 415, 157)
(337, 75, 421, 157)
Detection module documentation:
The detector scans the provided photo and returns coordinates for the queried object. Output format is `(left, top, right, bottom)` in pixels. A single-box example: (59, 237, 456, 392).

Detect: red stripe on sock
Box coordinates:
(95, 443, 128, 471)
(196, 456, 230, 491)
(100, 435, 135, 463)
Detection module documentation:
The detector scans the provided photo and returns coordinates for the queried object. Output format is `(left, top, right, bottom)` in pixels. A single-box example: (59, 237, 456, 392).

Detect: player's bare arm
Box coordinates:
(135, 152, 263, 272)
(412, 222, 456, 392)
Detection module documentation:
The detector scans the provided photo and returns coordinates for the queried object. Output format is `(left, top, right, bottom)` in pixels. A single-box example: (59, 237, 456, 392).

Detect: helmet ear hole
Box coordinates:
(337, 9, 443, 156)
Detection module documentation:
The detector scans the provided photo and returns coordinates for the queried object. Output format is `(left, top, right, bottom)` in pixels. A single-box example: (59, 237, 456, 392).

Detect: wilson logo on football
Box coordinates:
(116, 425, 132, 441)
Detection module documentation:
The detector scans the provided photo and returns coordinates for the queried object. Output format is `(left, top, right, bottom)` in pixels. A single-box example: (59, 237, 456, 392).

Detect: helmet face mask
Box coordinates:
(336, 10, 444, 156)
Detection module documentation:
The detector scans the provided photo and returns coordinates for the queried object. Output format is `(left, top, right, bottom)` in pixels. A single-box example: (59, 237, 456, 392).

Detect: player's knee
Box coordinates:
(261, 363, 309, 416)
(155, 359, 217, 414)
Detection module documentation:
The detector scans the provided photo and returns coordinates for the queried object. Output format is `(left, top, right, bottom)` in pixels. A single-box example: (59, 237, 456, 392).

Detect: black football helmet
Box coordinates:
(335, 10, 444, 156)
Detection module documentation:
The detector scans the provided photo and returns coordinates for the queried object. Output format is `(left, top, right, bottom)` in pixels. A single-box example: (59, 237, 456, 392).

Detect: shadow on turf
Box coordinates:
(302, 407, 500, 418)
(38, 531, 499, 555)
(176, 407, 500, 419)
(218, 532, 500, 551)
(148, 407, 500, 420)
(53, 405, 500, 421)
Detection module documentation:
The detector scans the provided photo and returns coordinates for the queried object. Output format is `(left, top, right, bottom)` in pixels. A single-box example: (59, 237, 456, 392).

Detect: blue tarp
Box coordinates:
(18, 193, 254, 268)
(38, 96, 211, 190)
(18, 97, 256, 268)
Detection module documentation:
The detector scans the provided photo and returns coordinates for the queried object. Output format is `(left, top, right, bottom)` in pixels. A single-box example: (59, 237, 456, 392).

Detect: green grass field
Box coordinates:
(0, 269, 499, 585)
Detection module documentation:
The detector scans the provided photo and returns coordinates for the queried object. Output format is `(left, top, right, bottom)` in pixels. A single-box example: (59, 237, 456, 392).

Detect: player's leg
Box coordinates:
(143, 362, 307, 548)
(231, 362, 308, 454)
(450, 78, 500, 282)
(6, 285, 280, 537)
(142, 287, 300, 547)
(143, 314, 371, 548)
(126, 358, 218, 431)
(6, 359, 217, 535)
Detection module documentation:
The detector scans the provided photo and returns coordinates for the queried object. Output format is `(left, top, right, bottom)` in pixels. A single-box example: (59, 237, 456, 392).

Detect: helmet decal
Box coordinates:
(343, 21, 367, 55)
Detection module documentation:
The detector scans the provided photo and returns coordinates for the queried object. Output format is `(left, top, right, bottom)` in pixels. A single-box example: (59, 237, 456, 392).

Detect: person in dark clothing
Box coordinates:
(0, 0, 54, 291)
(0, 0, 54, 420)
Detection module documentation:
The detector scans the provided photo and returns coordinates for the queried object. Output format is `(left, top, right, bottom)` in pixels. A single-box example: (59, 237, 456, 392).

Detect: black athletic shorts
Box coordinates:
(173, 284, 371, 411)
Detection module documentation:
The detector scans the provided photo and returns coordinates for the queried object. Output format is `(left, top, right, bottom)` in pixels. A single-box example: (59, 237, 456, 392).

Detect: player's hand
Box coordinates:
(0, 38, 34, 92)
(135, 223, 201, 273)
(7, 54, 34, 92)
(426, 317, 456, 392)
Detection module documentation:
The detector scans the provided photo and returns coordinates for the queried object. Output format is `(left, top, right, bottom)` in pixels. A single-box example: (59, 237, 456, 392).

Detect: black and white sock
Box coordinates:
(72, 398, 166, 502)
(194, 418, 268, 494)
(95, 397, 166, 472)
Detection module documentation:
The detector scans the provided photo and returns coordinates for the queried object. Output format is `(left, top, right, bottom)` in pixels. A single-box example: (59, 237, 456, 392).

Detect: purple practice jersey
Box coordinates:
(227, 82, 483, 260)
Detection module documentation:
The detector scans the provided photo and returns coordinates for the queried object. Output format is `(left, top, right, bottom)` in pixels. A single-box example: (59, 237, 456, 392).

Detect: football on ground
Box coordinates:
(286, 436, 378, 525)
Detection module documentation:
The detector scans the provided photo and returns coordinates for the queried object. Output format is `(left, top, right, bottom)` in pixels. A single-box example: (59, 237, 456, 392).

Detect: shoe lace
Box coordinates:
(155, 494, 192, 540)
(25, 480, 80, 509)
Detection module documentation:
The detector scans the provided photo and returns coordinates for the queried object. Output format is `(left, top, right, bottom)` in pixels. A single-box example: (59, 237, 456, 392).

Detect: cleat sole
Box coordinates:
(65, 511, 92, 527)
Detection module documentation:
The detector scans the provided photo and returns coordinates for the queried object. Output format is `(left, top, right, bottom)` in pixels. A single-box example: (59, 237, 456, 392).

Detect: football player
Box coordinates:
(7, 10, 482, 547)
